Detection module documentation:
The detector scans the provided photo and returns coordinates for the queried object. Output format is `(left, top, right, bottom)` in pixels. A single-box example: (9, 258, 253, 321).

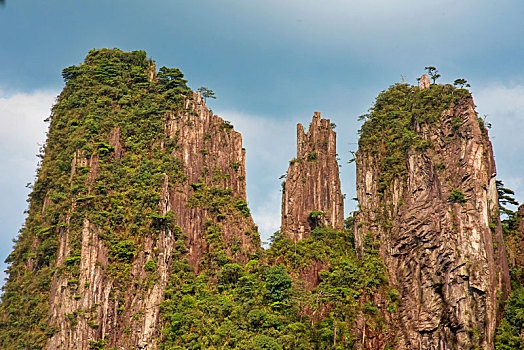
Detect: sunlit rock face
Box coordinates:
(281, 112, 344, 241)
(354, 89, 510, 349)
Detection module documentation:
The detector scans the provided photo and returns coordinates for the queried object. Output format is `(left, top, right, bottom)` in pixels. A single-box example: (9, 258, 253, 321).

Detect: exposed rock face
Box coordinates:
(355, 93, 510, 349)
(419, 74, 431, 90)
(46, 92, 258, 349)
(281, 112, 344, 241)
(164, 92, 258, 268)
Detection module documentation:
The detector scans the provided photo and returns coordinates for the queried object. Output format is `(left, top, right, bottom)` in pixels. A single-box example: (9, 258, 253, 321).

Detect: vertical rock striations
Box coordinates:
(281, 112, 344, 241)
(354, 82, 510, 349)
(164, 91, 258, 268)
(0, 49, 258, 350)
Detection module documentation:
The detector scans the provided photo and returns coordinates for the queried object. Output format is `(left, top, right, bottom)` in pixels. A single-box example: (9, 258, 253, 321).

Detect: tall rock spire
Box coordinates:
(0, 49, 259, 350)
(281, 112, 344, 241)
(354, 83, 510, 349)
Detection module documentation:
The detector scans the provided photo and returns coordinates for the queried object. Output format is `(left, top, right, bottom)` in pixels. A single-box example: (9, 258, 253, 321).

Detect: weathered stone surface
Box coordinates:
(419, 74, 430, 90)
(46, 91, 258, 350)
(165, 91, 258, 268)
(281, 112, 344, 241)
(354, 96, 510, 349)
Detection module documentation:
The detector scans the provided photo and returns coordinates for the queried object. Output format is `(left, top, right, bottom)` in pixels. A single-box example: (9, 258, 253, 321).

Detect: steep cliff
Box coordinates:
(0, 49, 258, 350)
(281, 112, 344, 241)
(354, 81, 510, 349)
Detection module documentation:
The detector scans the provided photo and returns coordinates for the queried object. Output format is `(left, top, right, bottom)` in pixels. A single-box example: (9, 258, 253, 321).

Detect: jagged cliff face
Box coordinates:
(281, 112, 344, 240)
(354, 83, 510, 349)
(0, 49, 258, 350)
(164, 91, 257, 268)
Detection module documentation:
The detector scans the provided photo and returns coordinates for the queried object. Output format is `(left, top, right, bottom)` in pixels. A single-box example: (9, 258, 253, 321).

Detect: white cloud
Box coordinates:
(473, 83, 524, 206)
(0, 89, 56, 184)
(0, 89, 57, 282)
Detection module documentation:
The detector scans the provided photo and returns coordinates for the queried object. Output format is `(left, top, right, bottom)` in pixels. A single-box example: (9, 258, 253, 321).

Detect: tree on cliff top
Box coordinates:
(425, 66, 441, 83)
(197, 86, 216, 103)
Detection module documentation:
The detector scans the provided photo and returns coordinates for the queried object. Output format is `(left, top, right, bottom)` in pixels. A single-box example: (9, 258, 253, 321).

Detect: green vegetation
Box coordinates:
(448, 190, 467, 204)
(494, 181, 522, 349)
(0, 48, 193, 348)
(496, 288, 524, 349)
(307, 151, 318, 161)
(197, 86, 216, 103)
(358, 82, 471, 195)
(425, 66, 441, 84)
(453, 78, 470, 89)
(160, 226, 389, 349)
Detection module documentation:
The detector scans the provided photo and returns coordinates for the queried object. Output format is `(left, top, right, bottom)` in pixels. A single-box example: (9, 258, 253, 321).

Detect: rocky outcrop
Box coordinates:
(164, 91, 259, 267)
(419, 74, 430, 90)
(46, 91, 258, 349)
(354, 88, 510, 349)
(281, 112, 344, 241)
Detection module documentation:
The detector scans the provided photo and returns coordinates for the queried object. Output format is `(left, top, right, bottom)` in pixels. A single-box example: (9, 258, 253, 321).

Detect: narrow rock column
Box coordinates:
(281, 112, 344, 241)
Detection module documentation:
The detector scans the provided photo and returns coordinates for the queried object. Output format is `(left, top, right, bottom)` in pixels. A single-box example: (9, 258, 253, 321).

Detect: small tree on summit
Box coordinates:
(424, 66, 441, 84)
(197, 86, 216, 103)
(453, 78, 470, 89)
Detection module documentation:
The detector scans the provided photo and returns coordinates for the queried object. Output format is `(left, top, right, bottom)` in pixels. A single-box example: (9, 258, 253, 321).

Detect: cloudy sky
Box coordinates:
(1, 0, 524, 279)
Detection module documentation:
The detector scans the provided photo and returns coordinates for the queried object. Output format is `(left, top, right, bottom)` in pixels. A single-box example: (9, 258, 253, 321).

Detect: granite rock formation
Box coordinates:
(354, 84, 510, 349)
(419, 73, 431, 90)
(164, 91, 258, 268)
(0, 50, 259, 350)
(281, 112, 344, 241)
(46, 91, 258, 349)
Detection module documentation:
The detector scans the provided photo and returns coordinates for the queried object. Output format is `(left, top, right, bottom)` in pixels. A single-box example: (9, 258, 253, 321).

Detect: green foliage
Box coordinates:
(234, 200, 250, 217)
(307, 152, 317, 161)
(497, 180, 519, 218)
(453, 78, 470, 89)
(160, 226, 387, 349)
(424, 66, 441, 83)
(158, 66, 189, 92)
(197, 86, 216, 102)
(250, 335, 283, 350)
(308, 211, 326, 220)
(144, 259, 157, 273)
(264, 266, 292, 302)
(358, 82, 470, 195)
(495, 287, 524, 349)
(0, 48, 193, 348)
(230, 161, 241, 171)
(448, 190, 466, 203)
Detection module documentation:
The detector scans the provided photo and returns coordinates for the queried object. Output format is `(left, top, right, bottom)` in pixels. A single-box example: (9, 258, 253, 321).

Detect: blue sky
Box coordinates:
(1, 0, 524, 279)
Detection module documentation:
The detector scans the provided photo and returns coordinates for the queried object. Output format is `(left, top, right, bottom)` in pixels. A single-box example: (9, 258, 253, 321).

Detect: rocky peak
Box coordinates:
(0, 49, 261, 350)
(281, 112, 344, 241)
(354, 84, 510, 349)
(44, 89, 259, 350)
